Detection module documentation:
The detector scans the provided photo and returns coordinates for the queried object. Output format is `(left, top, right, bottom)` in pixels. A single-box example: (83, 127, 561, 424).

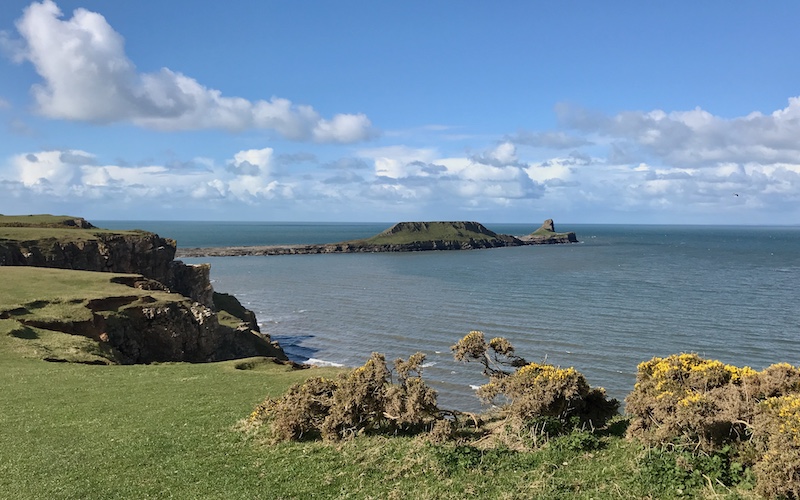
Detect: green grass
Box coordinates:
(0, 226, 140, 244)
(0, 341, 760, 498)
(0, 352, 344, 498)
(0, 214, 89, 227)
(0, 268, 181, 314)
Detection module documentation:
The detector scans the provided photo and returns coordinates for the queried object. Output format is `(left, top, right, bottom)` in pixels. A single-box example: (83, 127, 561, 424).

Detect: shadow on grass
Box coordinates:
(9, 325, 38, 340)
(601, 416, 630, 438)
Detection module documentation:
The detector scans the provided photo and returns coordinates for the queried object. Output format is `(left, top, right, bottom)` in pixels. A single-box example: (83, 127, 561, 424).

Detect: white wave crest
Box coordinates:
(305, 358, 345, 368)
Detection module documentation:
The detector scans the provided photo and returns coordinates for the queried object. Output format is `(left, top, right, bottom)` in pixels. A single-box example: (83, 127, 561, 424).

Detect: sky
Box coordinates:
(1, 1, 799, 224)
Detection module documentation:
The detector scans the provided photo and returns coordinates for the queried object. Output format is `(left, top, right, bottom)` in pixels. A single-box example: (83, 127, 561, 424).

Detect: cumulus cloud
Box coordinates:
(3, 146, 294, 205)
(7, 1, 373, 142)
(557, 97, 800, 167)
(358, 142, 546, 204)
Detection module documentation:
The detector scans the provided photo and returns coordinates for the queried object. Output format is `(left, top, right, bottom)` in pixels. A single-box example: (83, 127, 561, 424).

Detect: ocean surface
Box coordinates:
(99, 221, 800, 412)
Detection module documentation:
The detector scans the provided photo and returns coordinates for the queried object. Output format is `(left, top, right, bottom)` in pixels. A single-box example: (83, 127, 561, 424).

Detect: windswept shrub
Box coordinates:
(452, 330, 527, 376)
(452, 331, 619, 437)
(320, 352, 391, 439)
(248, 376, 337, 441)
(248, 352, 445, 441)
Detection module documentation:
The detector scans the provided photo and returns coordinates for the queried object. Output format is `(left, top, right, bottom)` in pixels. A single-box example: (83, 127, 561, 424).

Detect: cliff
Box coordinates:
(0, 218, 211, 306)
(0, 215, 286, 364)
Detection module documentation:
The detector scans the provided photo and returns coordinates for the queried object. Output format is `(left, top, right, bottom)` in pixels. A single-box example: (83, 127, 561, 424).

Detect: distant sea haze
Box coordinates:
(100, 221, 800, 412)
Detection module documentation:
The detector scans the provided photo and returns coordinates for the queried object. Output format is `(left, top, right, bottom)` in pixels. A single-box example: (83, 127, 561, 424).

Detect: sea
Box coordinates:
(98, 221, 800, 412)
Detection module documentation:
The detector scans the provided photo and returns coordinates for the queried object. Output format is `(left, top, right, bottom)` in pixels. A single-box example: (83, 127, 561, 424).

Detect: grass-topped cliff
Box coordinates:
(0, 214, 142, 244)
(0, 214, 287, 364)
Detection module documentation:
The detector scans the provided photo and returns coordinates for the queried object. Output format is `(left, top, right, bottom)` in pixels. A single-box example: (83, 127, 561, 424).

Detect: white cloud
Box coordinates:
(16, 150, 80, 189)
(228, 148, 274, 176)
(557, 97, 800, 167)
(358, 143, 546, 204)
(8, 1, 373, 142)
(359, 146, 439, 178)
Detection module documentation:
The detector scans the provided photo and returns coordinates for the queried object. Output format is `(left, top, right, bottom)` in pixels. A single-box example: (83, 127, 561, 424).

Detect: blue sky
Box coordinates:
(1, 1, 799, 223)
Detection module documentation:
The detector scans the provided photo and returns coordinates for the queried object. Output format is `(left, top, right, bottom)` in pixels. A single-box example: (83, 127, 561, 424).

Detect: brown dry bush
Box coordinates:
(247, 376, 337, 441)
(248, 351, 446, 442)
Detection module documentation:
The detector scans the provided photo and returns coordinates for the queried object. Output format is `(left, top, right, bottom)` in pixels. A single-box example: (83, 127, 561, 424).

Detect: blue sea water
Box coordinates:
(99, 221, 800, 412)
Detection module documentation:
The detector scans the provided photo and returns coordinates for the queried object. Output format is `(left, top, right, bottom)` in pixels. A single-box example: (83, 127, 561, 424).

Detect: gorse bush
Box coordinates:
(626, 353, 800, 449)
(248, 352, 444, 441)
(753, 394, 800, 498)
(626, 353, 800, 496)
(452, 331, 619, 435)
(248, 338, 800, 496)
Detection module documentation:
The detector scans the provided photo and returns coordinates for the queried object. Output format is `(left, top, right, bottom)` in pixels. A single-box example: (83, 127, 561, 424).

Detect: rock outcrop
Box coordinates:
(518, 219, 578, 244)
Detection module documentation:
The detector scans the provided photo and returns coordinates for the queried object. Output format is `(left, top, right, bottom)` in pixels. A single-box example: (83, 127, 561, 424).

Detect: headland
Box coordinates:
(0, 214, 287, 365)
(176, 219, 578, 257)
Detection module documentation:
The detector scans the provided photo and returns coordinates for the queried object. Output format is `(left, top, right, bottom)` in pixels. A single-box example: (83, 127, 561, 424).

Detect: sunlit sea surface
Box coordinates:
(99, 221, 800, 412)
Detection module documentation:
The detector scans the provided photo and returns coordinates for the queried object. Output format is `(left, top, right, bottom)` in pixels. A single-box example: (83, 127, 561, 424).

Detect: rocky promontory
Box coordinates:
(518, 219, 578, 244)
(0, 215, 286, 364)
(176, 219, 577, 258)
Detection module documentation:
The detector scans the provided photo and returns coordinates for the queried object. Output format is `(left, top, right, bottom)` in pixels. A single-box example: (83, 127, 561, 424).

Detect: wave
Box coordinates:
(305, 358, 345, 368)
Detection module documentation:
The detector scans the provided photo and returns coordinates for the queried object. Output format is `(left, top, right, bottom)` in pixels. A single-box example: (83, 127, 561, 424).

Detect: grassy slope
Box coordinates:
(0, 333, 757, 499)
(356, 222, 499, 246)
(0, 267, 166, 307)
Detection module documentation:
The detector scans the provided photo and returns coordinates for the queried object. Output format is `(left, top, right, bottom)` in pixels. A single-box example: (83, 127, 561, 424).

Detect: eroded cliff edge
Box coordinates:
(0, 215, 286, 364)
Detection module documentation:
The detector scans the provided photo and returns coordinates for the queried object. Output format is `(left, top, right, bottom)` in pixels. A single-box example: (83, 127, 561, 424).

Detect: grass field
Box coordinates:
(0, 342, 760, 498)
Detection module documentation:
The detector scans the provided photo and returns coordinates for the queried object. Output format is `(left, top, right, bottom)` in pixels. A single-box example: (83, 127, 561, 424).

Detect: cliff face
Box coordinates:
(102, 297, 284, 364)
(5, 272, 286, 365)
(0, 232, 212, 307)
(0, 216, 287, 363)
